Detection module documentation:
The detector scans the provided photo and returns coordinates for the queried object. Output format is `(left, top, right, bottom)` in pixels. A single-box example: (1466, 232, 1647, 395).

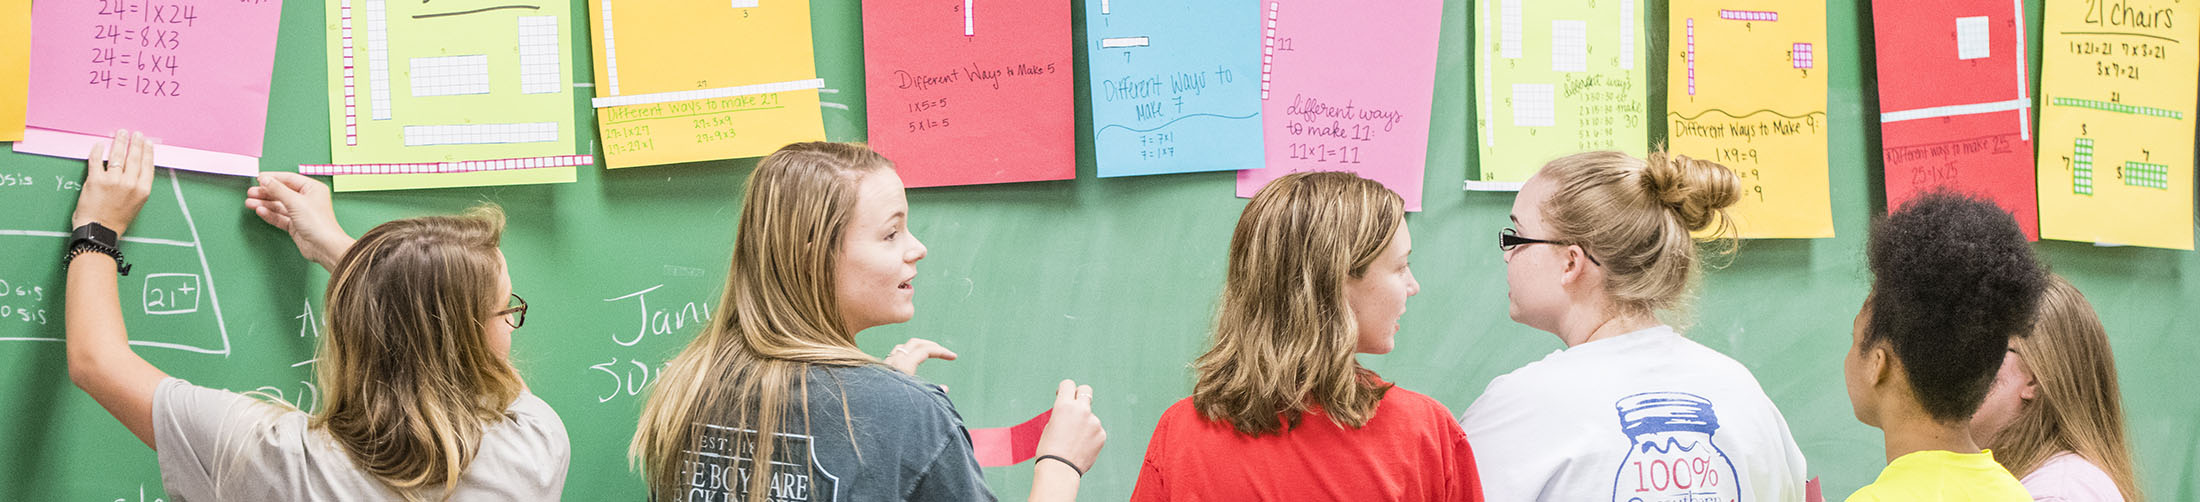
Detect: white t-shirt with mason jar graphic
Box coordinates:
(1459, 325, 1808, 502)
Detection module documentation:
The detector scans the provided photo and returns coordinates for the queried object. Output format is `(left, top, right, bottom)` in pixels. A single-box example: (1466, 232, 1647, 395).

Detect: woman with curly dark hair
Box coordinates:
(1843, 191, 2048, 501)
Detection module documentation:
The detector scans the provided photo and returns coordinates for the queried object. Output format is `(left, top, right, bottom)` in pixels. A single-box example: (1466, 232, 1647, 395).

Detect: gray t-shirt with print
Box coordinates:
(669, 365, 993, 502)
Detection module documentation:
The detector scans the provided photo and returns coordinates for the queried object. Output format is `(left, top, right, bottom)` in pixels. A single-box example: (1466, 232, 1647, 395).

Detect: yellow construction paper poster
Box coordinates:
(1470, 0, 1650, 190)
(319, 0, 582, 191)
(587, 0, 827, 168)
(1, 0, 28, 141)
(2037, 0, 2196, 250)
(1666, 0, 1831, 239)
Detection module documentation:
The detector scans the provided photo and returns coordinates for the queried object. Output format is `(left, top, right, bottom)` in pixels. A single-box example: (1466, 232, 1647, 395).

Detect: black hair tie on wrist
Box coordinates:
(1035, 454, 1084, 477)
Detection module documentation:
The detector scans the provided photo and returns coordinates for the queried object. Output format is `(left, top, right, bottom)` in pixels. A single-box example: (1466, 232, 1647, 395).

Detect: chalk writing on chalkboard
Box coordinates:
(593, 283, 710, 404)
(0, 169, 232, 355)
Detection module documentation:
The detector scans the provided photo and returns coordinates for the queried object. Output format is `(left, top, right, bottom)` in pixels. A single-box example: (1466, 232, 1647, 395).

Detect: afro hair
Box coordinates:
(1865, 191, 2047, 423)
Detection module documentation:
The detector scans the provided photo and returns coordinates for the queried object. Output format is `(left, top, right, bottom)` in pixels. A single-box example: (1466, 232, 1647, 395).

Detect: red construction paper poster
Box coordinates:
(1870, 0, 2038, 237)
(862, 0, 1073, 188)
(969, 410, 1050, 467)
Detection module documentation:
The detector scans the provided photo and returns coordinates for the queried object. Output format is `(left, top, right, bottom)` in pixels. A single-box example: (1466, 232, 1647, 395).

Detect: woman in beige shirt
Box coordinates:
(64, 130, 567, 501)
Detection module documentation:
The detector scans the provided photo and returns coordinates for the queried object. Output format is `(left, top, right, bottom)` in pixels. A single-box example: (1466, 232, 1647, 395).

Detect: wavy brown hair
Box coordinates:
(311, 205, 523, 501)
(631, 142, 893, 501)
(1192, 171, 1402, 436)
(1986, 275, 2142, 500)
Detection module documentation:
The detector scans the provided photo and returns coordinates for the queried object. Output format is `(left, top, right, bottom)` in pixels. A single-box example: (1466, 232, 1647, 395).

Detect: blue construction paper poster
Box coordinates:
(1084, 0, 1264, 177)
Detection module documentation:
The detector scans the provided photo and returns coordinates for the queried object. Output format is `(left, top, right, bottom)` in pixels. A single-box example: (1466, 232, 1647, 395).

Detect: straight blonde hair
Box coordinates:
(312, 205, 523, 501)
(1537, 149, 1741, 317)
(631, 142, 893, 501)
(1192, 171, 1401, 436)
(1987, 275, 2143, 500)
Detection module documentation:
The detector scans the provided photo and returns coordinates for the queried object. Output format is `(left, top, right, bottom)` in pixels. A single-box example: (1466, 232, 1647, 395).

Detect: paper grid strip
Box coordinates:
(409, 55, 491, 97)
(1551, 20, 1587, 72)
(2050, 97, 2185, 119)
(2072, 138, 2094, 196)
(340, 0, 358, 145)
(601, 0, 620, 95)
(1618, 0, 1635, 69)
(2124, 161, 2169, 189)
(1512, 84, 1555, 126)
(1686, 19, 1695, 94)
(518, 17, 562, 94)
(1501, 0, 1522, 59)
(1261, 1, 1278, 100)
(300, 154, 595, 175)
(589, 78, 826, 108)
(402, 122, 559, 146)
(1718, 9, 1777, 21)
(1957, 16, 1990, 60)
(365, 0, 392, 120)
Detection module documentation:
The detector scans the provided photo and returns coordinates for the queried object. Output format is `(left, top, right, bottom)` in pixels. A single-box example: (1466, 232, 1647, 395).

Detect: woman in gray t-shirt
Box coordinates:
(631, 142, 1107, 502)
(63, 130, 569, 501)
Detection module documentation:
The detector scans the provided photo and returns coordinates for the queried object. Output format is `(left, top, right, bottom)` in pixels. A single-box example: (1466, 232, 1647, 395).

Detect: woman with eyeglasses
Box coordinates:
(1457, 150, 1807, 501)
(65, 130, 567, 500)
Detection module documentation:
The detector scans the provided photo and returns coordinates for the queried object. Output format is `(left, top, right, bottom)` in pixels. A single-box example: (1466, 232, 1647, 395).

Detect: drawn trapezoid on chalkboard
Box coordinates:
(0, 168, 231, 356)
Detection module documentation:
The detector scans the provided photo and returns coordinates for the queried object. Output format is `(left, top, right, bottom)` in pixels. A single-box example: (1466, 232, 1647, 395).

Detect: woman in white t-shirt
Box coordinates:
(1458, 150, 1808, 502)
(1971, 274, 2144, 501)
(64, 130, 567, 501)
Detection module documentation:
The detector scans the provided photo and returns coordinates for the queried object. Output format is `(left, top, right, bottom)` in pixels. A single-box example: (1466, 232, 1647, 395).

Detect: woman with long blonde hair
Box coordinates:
(64, 130, 567, 500)
(1971, 274, 2143, 501)
(630, 142, 1105, 502)
(1130, 171, 1482, 501)
(1460, 150, 1806, 501)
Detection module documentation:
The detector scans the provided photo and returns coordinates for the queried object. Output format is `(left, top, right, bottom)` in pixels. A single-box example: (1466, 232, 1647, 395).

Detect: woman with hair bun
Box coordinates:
(1459, 150, 1808, 502)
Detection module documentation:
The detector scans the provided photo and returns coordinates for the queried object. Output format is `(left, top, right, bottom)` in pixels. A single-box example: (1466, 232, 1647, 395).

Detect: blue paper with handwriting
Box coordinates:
(1083, 0, 1264, 177)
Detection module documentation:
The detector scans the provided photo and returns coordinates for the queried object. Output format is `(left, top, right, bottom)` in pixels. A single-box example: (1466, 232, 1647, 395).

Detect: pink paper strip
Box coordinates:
(12, 126, 256, 176)
(969, 410, 1050, 468)
(300, 155, 596, 175)
(1236, 0, 1446, 211)
(25, 0, 284, 160)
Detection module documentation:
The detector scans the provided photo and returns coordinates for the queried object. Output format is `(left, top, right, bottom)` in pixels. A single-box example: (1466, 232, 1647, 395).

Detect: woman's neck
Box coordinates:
(1882, 417, 1984, 464)
(1558, 310, 1658, 348)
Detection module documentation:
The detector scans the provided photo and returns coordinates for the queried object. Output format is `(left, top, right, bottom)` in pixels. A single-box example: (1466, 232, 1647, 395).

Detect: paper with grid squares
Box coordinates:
(2035, 0, 2195, 249)
(408, 56, 490, 97)
(518, 17, 562, 94)
(1471, 0, 1646, 189)
(587, 0, 826, 168)
(322, 0, 582, 191)
(1664, 0, 1831, 238)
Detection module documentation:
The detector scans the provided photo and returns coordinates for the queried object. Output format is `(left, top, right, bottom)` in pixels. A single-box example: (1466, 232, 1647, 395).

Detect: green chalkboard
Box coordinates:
(4, 0, 2197, 500)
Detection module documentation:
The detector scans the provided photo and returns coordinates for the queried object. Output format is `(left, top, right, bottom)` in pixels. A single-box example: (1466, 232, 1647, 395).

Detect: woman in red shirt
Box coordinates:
(1130, 171, 1483, 502)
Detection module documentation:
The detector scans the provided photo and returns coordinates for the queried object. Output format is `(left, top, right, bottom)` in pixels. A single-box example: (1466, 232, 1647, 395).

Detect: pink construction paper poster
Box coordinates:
(1236, 0, 1446, 211)
(969, 410, 1050, 468)
(18, 0, 284, 176)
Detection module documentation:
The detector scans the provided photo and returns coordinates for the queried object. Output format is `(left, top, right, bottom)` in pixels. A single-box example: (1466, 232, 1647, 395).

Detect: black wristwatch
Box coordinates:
(64, 222, 132, 276)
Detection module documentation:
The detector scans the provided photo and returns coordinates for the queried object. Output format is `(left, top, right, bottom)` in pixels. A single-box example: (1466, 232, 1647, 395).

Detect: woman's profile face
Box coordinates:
(835, 170, 927, 335)
(487, 251, 515, 359)
(1504, 175, 1568, 332)
(1346, 223, 1418, 355)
